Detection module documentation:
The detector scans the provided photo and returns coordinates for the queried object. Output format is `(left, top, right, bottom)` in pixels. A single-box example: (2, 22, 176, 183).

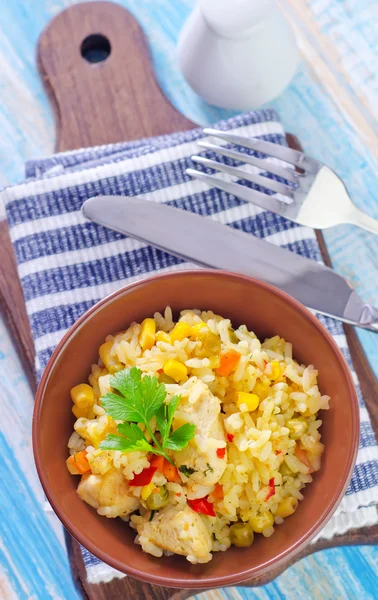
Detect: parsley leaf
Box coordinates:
(166, 396, 180, 439)
(156, 395, 180, 445)
(100, 422, 153, 453)
(99, 367, 195, 463)
(204, 462, 214, 476)
(178, 465, 196, 477)
(102, 367, 166, 424)
(100, 392, 131, 421)
(111, 367, 142, 403)
(164, 423, 196, 451)
(155, 404, 168, 442)
(140, 375, 167, 421)
(99, 434, 150, 453)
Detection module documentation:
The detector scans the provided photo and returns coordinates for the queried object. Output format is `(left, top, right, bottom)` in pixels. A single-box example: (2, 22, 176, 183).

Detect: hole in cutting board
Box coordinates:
(81, 34, 111, 63)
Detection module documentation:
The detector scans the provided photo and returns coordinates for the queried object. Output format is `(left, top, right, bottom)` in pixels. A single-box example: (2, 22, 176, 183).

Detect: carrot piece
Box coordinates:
(216, 349, 241, 377)
(294, 443, 315, 473)
(163, 459, 180, 482)
(149, 455, 165, 472)
(212, 483, 224, 500)
(73, 451, 91, 474)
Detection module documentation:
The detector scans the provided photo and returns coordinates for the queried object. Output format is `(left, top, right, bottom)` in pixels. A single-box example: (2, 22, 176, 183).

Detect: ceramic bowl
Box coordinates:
(33, 270, 359, 588)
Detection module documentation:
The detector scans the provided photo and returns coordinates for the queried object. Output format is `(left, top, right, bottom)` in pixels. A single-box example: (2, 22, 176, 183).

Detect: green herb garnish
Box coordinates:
(178, 465, 196, 477)
(99, 367, 195, 463)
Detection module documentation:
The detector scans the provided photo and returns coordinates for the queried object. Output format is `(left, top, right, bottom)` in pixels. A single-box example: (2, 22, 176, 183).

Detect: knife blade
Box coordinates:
(82, 195, 378, 332)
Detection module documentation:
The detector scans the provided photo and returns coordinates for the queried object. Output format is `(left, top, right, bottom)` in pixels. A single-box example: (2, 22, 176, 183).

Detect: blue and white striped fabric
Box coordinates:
(2, 110, 378, 584)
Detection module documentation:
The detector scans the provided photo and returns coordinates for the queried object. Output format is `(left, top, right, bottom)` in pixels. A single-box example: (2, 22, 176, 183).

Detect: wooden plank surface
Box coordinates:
(1, 1, 378, 599)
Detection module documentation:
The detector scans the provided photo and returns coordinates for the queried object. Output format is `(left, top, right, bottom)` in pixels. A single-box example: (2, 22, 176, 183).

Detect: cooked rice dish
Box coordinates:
(67, 308, 330, 563)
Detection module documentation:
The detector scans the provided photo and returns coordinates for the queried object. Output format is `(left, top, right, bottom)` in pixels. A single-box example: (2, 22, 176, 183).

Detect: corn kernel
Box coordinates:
(156, 331, 171, 344)
(92, 416, 118, 448)
(99, 341, 121, 372)
(253, 381, 269, 399)
(235, 392, 260, 412)
(163, 359, 188, 382)
(208, 355, 220, 369)
(66, 455, 81, 475)
(141, 482, 155, 501)
(70, 383, 95, 409)
(250, 511, 274, 533)
(190, 322, 209, 338)
(72, 405, 90, 420)
(139, 318, 156, 350)
(269, 361, 281, 381)
(170, 322, 191, 342)
(276, 497, 298, 518)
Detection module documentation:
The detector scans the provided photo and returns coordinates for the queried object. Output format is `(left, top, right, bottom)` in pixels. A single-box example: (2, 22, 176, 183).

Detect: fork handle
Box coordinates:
(348, 208, 378, 235)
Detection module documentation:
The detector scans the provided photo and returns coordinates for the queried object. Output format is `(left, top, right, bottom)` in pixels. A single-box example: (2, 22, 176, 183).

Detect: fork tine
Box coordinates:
(197, 140, 297, 184)
(186, 168, 286, 215)
(191, 155, 293, 199)
(203, 128, 304, 168)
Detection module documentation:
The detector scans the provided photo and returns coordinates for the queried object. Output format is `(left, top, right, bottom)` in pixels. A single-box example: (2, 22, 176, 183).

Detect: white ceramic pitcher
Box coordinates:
(177, 0, 299, 110)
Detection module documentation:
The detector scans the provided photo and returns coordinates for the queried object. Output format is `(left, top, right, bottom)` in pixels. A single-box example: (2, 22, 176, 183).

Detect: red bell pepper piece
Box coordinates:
(227, 433, 234, 442)
(188, 496, 216, 517)
(130, 466, 157, 486)
(216, 448, 226, 459)
(265, 477, 275, 501)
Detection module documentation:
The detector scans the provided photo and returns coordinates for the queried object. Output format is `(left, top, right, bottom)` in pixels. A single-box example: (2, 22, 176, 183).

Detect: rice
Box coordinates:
(67, 307, 329, 564)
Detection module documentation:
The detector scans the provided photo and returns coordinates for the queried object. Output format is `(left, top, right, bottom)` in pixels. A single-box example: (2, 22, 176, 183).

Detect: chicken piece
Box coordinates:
(172, 379, 227, 486)
(77, 468, 139, 518)
(136, 504, 212, 562)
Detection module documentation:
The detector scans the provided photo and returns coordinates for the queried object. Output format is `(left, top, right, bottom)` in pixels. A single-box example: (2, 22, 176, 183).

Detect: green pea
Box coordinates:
(230, 522, 254, 547)
(229, 329, 239, 344)
(195, 330, 221, 358)
(145, 486, 169, 510)
(280, 462, 293, 477)
(159, 373, 175, 384)
(109, 363, 124, 374)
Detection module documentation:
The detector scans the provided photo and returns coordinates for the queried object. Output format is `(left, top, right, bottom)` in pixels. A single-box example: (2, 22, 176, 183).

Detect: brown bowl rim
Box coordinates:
(33, 269, 360, 588)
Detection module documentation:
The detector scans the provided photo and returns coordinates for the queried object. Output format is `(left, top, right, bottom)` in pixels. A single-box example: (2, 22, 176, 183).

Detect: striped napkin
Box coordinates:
(2, 110, 378, 584)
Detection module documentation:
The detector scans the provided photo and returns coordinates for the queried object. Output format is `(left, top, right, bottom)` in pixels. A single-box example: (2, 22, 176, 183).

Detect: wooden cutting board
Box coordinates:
(0, 2, 377, 598)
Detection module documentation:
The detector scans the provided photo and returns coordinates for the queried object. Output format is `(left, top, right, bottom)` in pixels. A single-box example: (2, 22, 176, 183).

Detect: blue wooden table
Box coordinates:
(1, 1, 378, 598)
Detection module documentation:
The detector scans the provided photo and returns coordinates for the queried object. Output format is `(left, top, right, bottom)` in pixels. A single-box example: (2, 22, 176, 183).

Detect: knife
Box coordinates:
(82, 195, 378, 332)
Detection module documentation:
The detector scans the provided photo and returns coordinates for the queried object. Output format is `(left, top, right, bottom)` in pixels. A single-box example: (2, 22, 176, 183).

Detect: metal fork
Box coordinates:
(186, 128, 378, 234)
